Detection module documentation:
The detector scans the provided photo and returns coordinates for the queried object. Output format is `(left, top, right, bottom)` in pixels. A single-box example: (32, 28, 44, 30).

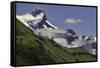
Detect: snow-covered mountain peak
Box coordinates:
(16, 9, 57, 29)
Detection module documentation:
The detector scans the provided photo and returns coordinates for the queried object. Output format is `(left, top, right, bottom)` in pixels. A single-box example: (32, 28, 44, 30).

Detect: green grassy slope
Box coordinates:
(16, 19, 96, 66)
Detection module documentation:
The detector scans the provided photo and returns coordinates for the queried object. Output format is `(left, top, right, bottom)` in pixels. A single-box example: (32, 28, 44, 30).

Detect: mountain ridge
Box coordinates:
(16, 18, 96, 66)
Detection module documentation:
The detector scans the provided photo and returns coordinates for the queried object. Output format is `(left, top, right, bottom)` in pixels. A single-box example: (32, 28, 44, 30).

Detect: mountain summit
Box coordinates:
(16, 8, 57, 30)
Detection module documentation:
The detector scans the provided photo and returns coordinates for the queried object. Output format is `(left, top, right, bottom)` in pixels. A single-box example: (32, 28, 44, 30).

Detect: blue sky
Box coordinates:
(16, 3, 97, 36)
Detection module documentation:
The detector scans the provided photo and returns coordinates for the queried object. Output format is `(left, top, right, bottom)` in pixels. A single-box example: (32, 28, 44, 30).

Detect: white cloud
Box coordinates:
(65, 18, 82, 24)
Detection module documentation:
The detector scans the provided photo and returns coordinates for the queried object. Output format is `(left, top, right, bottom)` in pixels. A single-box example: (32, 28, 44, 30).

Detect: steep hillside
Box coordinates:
(16, 19, 96, 66)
